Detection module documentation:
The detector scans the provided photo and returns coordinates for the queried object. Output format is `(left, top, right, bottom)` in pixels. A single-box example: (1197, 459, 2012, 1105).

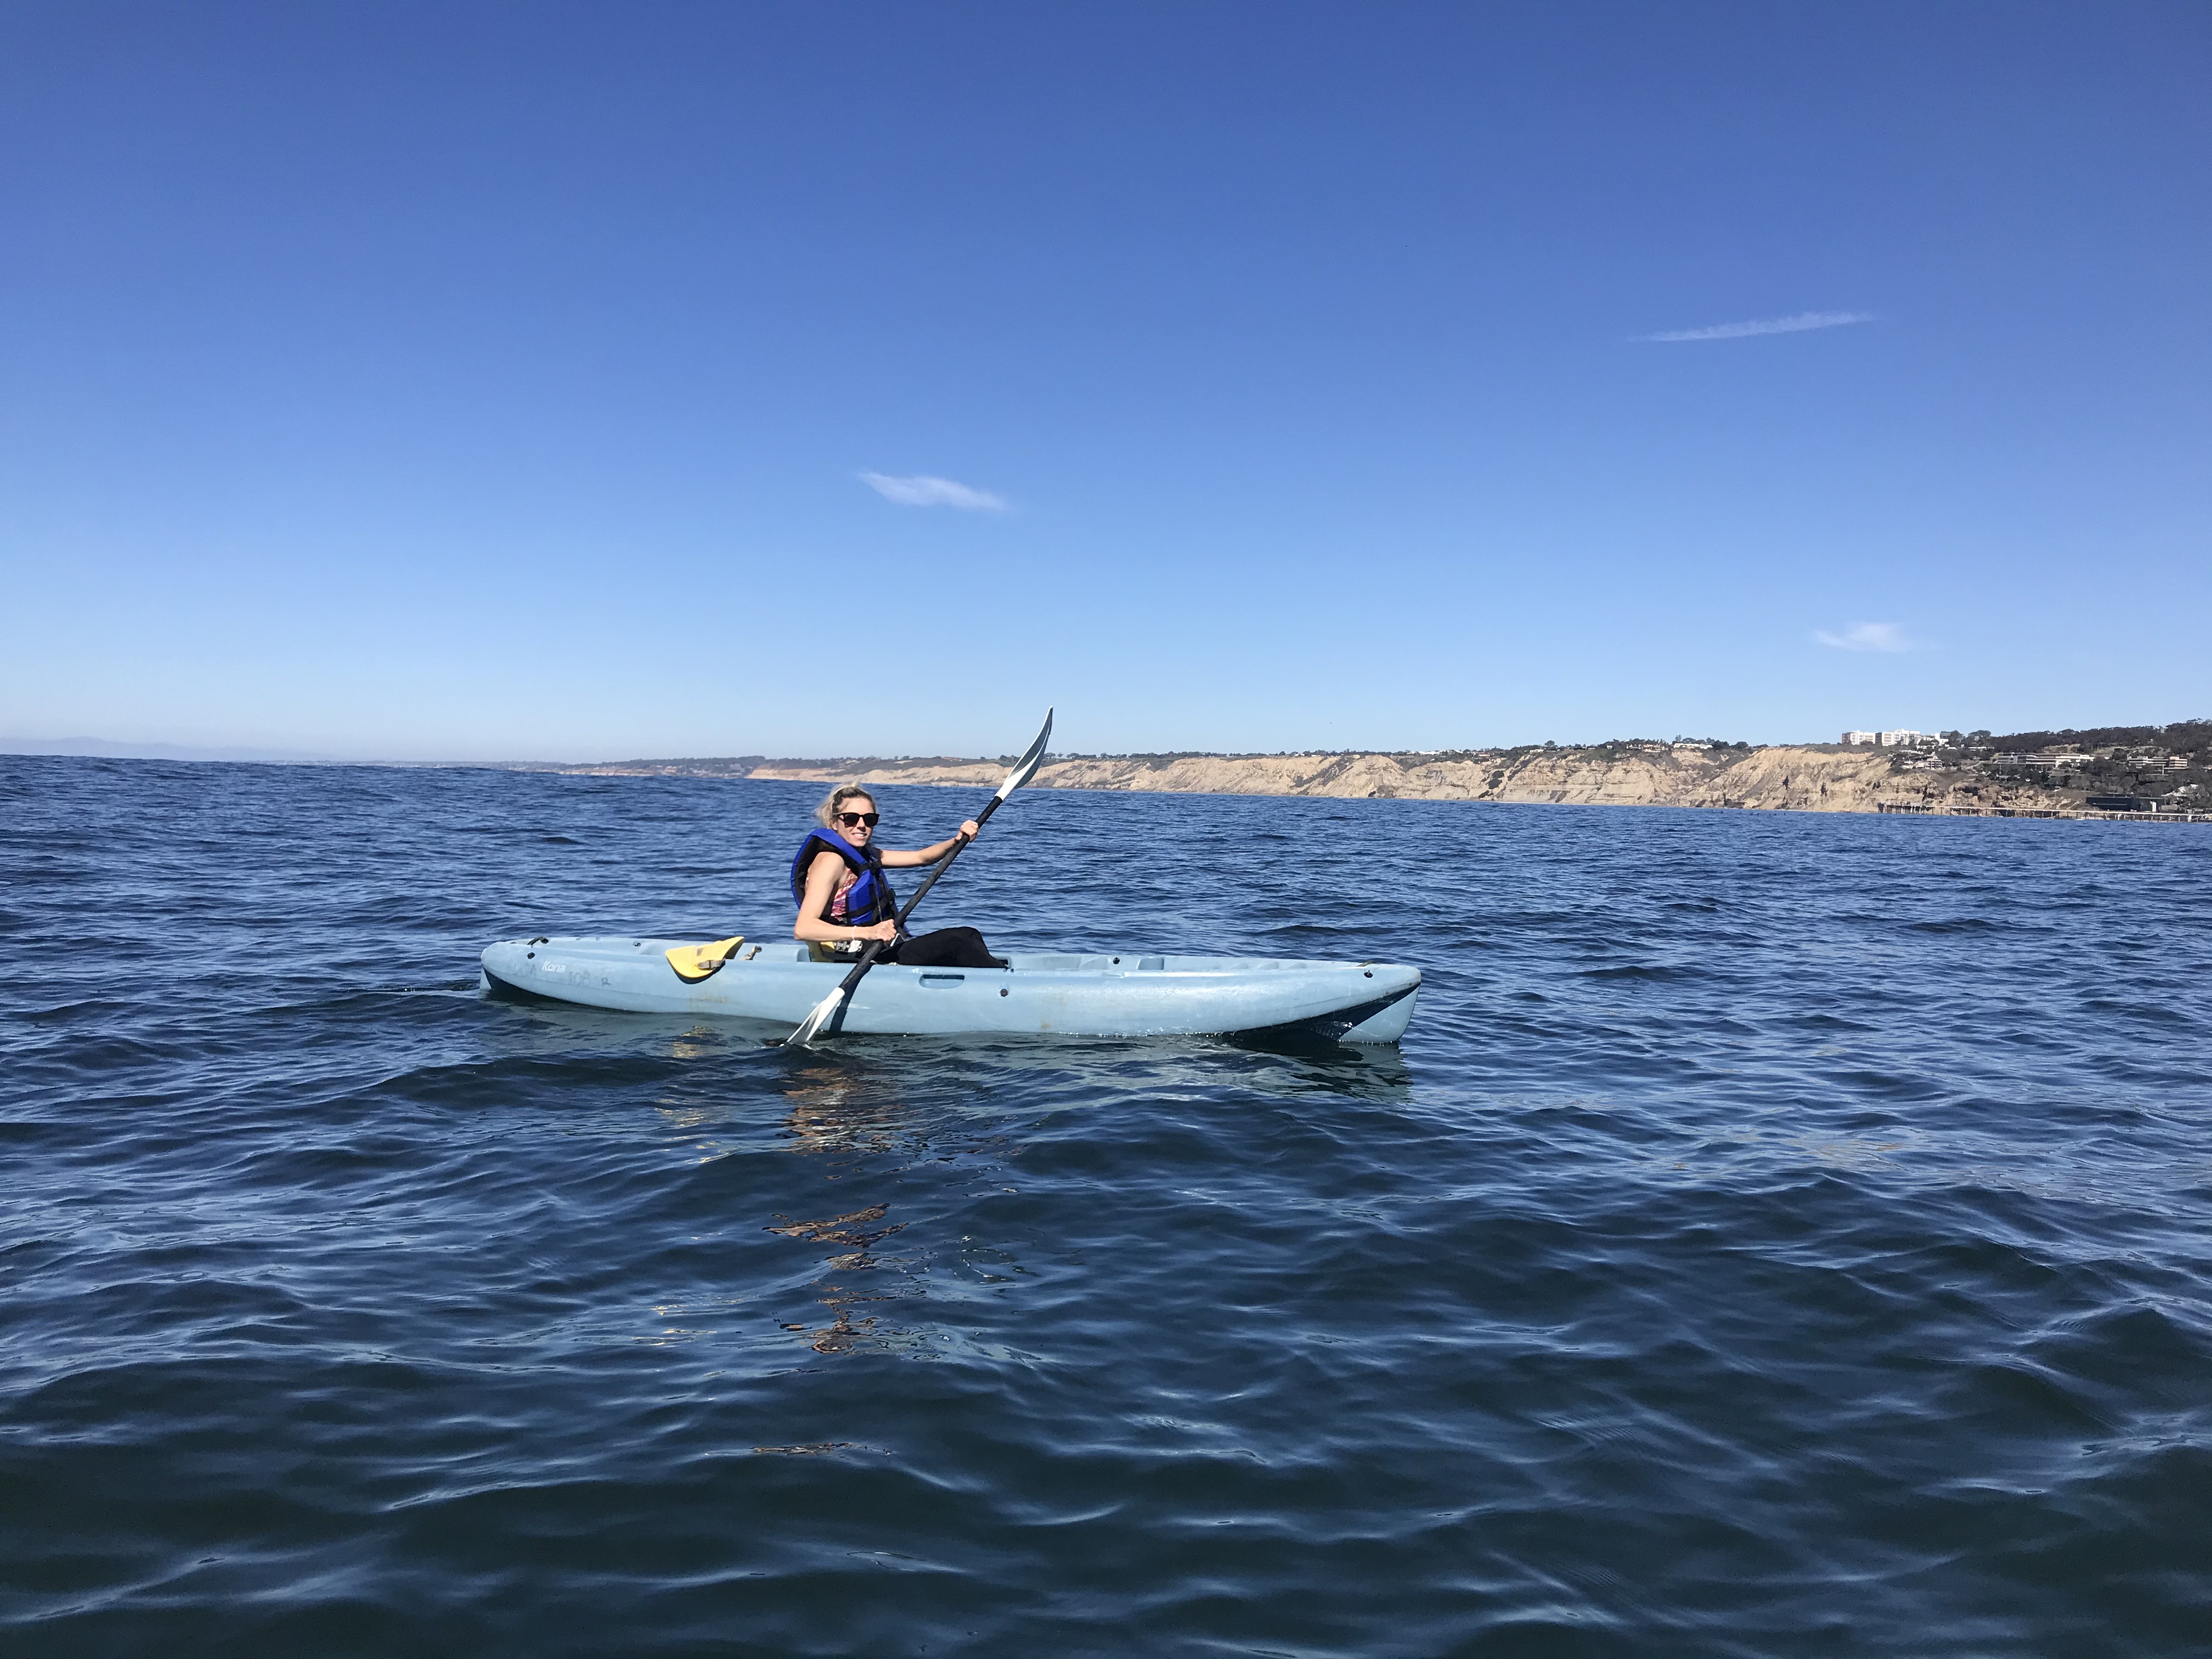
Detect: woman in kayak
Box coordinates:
(792, 785, 1007, 968)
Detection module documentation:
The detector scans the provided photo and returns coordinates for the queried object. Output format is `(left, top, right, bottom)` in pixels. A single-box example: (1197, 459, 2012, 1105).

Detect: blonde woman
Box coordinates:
(789, 785, 1005, 968)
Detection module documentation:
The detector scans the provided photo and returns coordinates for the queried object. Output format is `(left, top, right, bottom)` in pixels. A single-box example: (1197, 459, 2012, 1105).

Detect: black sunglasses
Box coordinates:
(835, 811, 880, 828)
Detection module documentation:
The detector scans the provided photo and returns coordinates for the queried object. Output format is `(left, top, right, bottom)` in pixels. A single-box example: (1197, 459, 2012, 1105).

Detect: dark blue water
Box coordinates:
(4, 754, 2209, 1657)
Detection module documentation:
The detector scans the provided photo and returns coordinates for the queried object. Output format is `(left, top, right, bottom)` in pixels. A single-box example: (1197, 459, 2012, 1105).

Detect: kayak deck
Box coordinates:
(480, 936, 1420, 1043)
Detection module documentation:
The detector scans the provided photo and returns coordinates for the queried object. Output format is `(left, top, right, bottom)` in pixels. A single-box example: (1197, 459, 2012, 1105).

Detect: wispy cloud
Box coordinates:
(860, 472, 1009, 512)
(1815, 620, 1915, 653)
(1637, 310, 1874, 343)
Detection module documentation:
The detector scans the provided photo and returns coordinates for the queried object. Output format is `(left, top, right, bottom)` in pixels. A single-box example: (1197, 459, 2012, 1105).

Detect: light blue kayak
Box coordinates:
(479, 936, 1420, 1043)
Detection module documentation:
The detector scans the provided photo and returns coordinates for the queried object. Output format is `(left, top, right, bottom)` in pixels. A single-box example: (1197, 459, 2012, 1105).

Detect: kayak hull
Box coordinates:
(479, 936, 1419, 1043)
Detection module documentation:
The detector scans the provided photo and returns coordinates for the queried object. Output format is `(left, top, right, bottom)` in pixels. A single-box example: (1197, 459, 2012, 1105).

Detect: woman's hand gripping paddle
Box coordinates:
(785, 709, 1053, 1048)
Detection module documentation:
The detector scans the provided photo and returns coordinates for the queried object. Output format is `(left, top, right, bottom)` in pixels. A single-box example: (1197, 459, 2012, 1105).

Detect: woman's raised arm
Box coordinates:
(879, 819, 983, 869)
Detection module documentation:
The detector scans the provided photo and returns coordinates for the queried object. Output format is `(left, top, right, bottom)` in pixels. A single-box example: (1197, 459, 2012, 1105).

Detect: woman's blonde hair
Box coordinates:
(815, 783, 878, 830)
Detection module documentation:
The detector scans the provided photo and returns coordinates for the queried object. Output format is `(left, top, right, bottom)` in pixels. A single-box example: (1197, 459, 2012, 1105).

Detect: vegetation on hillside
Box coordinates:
(1985, 719, 2210, 759)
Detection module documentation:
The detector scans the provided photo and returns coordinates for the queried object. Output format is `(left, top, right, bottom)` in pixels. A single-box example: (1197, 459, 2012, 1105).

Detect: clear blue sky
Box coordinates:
(3, 2, 2205, 760)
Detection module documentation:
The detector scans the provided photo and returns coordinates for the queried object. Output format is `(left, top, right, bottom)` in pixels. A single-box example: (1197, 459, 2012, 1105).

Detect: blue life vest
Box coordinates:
(789, 828, 898, 929)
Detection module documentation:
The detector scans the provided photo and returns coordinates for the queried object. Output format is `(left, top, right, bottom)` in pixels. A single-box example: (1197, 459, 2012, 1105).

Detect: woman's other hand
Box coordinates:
(959, 820, 981, 839)
(857, 920, 900, 943)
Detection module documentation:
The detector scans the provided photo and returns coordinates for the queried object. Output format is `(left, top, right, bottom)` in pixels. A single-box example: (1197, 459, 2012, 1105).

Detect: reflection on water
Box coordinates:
(662, 1024, 737, 1063)
(1239, 1040, 1417, 1103)
(770, 1072, 924, 1354)
(776, 1061, 919, 1162)
(782, 1299, 892, 1355)
(618, 1023, 1423, 1369)
(766, 1203, 907, 1269)
(734, 1038, 1415, 1357)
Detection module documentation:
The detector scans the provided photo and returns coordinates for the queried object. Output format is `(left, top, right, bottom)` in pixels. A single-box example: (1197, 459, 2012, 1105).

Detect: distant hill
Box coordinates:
(1987, 719, 2210, 758)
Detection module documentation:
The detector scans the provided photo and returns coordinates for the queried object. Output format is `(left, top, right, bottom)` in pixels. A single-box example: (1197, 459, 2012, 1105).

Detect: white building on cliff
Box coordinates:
(1842, 729, 1938, 748)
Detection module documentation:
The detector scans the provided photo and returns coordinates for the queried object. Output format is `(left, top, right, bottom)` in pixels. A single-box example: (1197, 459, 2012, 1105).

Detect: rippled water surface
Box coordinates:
(4, 754, 2209, 1657)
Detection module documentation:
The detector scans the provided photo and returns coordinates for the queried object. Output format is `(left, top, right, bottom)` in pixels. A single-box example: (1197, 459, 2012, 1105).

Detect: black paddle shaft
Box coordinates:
(825, 790, 1012, 999)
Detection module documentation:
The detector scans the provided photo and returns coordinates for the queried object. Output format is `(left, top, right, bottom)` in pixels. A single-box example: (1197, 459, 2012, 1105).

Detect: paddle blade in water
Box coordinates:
(786, 984, 846, 1047)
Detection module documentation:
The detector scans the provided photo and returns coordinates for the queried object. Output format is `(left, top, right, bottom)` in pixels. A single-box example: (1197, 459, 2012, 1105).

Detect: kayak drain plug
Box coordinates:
(1000, 988, 1009, 997)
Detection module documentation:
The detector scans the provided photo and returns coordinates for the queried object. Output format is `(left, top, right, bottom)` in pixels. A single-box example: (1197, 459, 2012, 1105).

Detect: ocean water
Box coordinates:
(3, 753, 2209, 1658)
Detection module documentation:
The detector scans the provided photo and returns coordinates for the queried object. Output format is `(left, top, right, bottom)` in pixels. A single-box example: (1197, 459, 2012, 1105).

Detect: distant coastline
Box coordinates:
(0, 737, 356, 765)
(13, 723, 2206, 821)
(532, 722, 2212, 821)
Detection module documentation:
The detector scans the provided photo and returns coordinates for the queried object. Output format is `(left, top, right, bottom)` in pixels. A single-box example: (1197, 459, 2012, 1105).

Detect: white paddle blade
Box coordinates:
(994, 708, 1054, 801)
(787, 985, 846, 1047)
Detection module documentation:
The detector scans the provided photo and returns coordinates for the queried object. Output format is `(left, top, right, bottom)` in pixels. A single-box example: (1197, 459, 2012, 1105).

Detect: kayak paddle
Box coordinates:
(785, 708, 1054, 1048)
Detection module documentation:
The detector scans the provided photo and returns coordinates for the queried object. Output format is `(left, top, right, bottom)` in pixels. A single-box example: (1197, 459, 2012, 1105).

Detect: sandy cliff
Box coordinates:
(604, 746, 2083, 815)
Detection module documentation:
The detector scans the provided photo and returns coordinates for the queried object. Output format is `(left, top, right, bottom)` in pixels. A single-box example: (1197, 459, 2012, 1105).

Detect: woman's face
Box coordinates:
(833, 797, 878, 847)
